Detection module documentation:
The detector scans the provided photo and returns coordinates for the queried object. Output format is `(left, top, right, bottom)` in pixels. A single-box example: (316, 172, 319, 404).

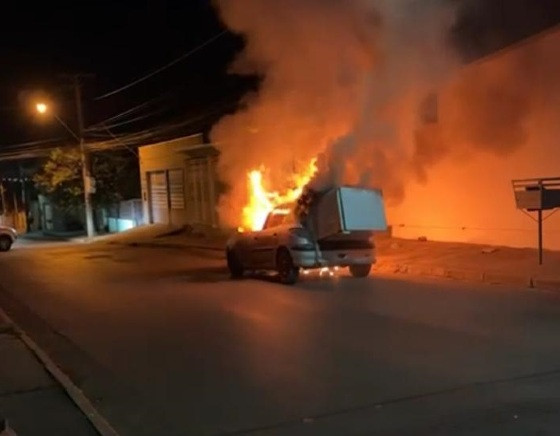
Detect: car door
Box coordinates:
(230, 233, 253, 269)
(253, 227, 281, 268)
(250, 214, 283, 268)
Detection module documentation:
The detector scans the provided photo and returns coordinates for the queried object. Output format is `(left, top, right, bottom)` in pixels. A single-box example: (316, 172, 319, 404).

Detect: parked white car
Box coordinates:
(226, 209, 375, 284)
(0, 225, 16, 252)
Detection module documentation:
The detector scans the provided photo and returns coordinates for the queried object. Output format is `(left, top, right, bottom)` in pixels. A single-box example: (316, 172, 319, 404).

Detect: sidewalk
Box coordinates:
(374, 237, 560, 292)
(0, 312, 97, 435)
(22, 231, 86, 242)
(109, 225, 560, 292)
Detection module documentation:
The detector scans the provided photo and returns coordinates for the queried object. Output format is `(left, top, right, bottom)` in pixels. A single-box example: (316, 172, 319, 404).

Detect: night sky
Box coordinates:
(0, 0, 559, 155)
(0, 0, 248, 152)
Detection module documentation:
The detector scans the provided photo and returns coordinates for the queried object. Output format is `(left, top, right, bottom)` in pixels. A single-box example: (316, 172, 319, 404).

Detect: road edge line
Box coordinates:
(0, 308, 119, 436)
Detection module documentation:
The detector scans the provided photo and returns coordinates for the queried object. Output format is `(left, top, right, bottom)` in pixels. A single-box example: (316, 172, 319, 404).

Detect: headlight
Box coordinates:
(289, 228, 315, 250)
(291, 242, 315, 251)
(293, 236, 311, 245)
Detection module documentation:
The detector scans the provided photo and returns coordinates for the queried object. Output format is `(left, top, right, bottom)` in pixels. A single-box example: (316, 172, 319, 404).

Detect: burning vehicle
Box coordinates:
(226, 185, 387, 284)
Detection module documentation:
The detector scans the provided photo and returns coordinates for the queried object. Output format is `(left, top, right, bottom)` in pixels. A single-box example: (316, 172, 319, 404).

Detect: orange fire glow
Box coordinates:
(241, 159, 317, 231)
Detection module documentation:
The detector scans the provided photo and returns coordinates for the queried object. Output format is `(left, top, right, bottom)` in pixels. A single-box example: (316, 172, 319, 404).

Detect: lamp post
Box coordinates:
(35, 101, 95, 238)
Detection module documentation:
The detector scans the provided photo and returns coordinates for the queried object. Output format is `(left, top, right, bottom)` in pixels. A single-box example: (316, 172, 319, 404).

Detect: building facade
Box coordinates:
(139, 134, 219, 227)
(387, 26, 560, 249)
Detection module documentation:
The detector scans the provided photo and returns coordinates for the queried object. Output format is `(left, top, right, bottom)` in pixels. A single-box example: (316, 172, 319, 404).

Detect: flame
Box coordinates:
(241, 159, 317, 231)
(304, 267, 340, 278)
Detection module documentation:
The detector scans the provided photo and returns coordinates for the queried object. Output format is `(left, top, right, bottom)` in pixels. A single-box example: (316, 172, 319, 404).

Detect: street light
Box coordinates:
(35, 99, 95, 238)
(35, 102, 79, 141)
(36, 102, 48, 114)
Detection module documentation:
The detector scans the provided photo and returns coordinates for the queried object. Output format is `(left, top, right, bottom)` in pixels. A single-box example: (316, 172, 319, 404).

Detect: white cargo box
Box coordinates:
(312, 186, 387, 240)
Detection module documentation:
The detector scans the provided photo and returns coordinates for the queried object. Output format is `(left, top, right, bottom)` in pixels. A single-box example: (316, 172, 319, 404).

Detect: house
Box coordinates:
(387, 25, 560, 250)
(138, 134, 219, 227)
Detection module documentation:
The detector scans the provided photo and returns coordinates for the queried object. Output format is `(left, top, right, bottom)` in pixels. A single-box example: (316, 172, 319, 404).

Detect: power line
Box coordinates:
(87, 83, 194, 130)
(88, 99, 156, 128)
(87, 87, 242, 137)
(0, 91, 238, 161)
(0, 101, 229, 159)
(0, 137, 64, 150)
(94, 30, 228, 101)
(86, 107, 167, 132)
(88, 80, 194, 129)
(0, 113, 216, 161)
(92, 123, 138, 157)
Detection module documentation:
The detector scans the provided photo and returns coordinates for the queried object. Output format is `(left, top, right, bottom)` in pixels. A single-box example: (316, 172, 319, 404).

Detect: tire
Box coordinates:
(276, 248, 299, 285)
(0, 235, 12, 252)
(227, 249, 244, 279)
(349, 264, 372, 278)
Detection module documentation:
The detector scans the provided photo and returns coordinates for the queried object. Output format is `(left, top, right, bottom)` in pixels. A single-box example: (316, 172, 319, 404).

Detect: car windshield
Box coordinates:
(263, 210, 295, 229)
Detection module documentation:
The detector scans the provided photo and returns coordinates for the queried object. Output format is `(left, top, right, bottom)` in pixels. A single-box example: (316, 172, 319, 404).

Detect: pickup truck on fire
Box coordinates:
(226, 186, 387, 284)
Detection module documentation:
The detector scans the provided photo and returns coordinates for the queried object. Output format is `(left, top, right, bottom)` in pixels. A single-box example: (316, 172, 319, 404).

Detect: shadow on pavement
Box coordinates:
(155, 266, 231, 283)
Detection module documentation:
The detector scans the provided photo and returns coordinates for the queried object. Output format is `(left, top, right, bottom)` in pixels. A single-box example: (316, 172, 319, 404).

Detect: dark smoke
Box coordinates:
(211, 0, 558, 226)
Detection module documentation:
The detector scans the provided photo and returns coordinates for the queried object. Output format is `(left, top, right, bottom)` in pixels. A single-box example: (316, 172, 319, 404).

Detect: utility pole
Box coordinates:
(67, 74, 95, 238)
(18, 164, 28, 231)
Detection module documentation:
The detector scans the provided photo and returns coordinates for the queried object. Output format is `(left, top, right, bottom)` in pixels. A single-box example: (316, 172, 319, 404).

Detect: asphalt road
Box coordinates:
(0, 241, 559, 435)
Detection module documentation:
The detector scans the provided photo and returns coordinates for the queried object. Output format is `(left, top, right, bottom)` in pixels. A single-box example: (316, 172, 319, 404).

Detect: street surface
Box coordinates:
(0, 240, 559, 435)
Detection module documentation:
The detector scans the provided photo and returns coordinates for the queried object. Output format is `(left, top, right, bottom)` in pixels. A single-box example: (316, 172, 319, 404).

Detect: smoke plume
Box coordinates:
(210, 0, 548, 227)
(211, 0, 457, 226)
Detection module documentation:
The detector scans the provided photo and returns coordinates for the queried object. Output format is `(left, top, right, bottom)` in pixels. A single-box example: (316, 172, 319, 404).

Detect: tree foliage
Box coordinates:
(34, 147, 140, 210)
(33, 148, 82, 210)
(91, 150, 140, 207)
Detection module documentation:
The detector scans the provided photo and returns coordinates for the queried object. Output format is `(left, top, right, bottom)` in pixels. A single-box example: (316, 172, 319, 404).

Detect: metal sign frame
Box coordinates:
(512, 177, 560, 265)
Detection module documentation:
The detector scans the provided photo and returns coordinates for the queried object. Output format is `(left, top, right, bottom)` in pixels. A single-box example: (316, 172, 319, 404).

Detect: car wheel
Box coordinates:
(349, 264, 371, 278)
(0, 235, 12, 252)
(227, 249, 244, 279)
(277, 248, 299, 285)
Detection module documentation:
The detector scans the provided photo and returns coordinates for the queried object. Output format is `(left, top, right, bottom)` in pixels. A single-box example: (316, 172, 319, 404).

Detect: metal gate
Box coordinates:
(168, 169, 185, 211)
(186, 158, 217, 225)
(148, 171, 169, 224)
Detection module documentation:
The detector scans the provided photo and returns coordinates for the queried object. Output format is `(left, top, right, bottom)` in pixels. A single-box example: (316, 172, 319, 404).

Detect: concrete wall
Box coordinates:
(139, 134, 203, 226)
(138, 134, 219, 227)
(388, 27, 560, 249)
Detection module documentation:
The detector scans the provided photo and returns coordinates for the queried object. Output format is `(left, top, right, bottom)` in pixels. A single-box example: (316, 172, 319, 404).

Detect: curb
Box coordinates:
(374, 261, 560, 293)
(482, 271, 532, 288)
(532, 277, 560, 293)
(0, 308, 119, 436)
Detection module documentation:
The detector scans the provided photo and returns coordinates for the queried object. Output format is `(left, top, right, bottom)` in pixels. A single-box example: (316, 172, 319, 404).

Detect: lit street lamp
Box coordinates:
(35, 102, 79, 141)
(35, 102, 48, 114)
(35, 98, 95, 238)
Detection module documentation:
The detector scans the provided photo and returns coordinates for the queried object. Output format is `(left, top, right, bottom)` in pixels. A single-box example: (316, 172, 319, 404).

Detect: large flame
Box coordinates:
(241, 159, 317, 231)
